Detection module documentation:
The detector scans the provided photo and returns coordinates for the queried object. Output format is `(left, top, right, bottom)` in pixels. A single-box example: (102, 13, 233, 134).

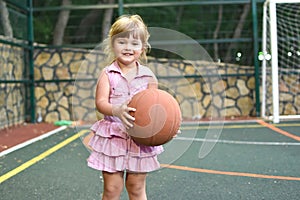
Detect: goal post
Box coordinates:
(261, 0, 300, 123)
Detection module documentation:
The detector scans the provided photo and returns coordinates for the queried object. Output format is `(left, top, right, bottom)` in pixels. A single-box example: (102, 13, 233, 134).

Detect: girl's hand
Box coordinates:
(112, 103, 136, 129)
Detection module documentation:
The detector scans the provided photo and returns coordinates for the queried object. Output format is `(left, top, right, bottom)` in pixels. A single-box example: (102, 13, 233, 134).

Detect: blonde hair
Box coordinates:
(103, 14, 150, 65)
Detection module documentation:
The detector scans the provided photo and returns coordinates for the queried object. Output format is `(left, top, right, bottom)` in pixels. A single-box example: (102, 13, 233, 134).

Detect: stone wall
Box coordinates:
(0, 38, 27, 128)
(2, 43, 300, 128)
(33, 48, 95, 123)
(265, 74, 300, 116)
(33, 48, 257, 123)
(148, 59, 256, 119)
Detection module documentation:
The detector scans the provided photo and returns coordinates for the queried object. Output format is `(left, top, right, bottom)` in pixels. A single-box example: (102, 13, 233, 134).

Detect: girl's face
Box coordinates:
(113, 34, 143, 67)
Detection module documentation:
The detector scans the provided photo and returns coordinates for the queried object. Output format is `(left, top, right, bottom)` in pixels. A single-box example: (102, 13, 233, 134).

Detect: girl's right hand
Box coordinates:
(112, 103, 136, 129)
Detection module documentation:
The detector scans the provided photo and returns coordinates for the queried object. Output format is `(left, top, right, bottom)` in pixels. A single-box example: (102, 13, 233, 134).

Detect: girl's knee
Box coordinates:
(105, 182, 123, 192)
(125, 173, 147, 199)
(126, 181, 145, 193)
(102, 171, 124, 199)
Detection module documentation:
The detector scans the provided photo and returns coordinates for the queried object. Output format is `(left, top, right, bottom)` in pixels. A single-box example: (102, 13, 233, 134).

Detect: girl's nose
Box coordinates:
(125, 44, 132, 51)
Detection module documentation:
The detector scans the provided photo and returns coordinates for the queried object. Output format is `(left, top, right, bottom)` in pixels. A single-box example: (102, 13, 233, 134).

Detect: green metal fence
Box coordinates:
(0, 0, 264, 127)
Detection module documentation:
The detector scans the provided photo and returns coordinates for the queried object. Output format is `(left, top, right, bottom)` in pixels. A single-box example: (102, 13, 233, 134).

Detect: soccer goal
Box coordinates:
(261, 0, 300, 123)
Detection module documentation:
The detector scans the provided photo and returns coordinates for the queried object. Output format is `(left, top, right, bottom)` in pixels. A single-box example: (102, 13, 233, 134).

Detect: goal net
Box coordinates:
(261, 0, 300, 123)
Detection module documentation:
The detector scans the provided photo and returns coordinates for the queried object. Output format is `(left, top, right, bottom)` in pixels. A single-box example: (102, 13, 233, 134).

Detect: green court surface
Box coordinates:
(1, 120, 300, 200)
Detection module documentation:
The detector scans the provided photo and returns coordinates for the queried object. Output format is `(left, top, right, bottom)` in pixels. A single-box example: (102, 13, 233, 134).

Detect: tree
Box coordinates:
(0, 0, 13, 37)
(73, 0, 114, 43)
(52, 0, 71, 45)
(101, 0, 115, 40)
(213, 5, 223, 62)
(224, 3, 251, 63)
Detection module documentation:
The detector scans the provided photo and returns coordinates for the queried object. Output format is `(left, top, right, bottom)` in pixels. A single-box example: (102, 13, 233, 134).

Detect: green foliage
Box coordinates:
(34, 14, 55, 44)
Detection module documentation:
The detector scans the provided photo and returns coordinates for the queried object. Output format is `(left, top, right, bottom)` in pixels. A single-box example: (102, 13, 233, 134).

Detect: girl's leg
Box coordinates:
(125, 172, 147, 200)
(102, 171, 124, 200)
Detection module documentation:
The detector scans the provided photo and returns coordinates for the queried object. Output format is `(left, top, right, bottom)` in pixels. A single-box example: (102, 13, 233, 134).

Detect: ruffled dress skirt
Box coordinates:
(87, 119, 164, 173)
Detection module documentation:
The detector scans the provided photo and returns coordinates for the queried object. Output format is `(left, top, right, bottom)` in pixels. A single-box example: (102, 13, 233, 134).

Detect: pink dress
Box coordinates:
(87, 61, 164, 173)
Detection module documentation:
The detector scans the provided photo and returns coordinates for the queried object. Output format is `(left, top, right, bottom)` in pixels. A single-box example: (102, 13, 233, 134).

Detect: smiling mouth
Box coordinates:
(123, 53, 133, 56)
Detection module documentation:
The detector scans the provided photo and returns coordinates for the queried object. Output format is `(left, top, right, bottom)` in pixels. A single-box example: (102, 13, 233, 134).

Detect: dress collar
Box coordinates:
(107, 61, 153, 77)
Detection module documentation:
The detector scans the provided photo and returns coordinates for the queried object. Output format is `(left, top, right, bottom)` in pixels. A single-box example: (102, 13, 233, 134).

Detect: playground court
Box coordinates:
(1, 119, 300, 200)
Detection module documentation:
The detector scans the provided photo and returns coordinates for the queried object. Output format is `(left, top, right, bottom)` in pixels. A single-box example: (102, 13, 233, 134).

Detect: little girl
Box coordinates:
(87, 15, 163, 200)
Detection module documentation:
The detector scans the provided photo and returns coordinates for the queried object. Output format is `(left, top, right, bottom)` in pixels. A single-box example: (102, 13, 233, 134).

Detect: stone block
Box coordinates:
(45, 111, 59, 122)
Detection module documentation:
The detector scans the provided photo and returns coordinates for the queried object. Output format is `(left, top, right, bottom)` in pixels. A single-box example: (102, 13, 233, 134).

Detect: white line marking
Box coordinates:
(0, 126, 67, 157)
(174, 136, 300, 146)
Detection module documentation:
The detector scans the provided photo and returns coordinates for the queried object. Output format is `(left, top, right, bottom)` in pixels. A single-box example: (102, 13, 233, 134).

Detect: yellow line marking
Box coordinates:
(0, 130, 89, 184)
(161, 164, 300, 181)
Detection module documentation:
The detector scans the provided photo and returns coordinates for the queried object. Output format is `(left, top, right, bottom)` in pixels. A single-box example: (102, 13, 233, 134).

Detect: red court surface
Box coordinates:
(0, 123, 57, 152)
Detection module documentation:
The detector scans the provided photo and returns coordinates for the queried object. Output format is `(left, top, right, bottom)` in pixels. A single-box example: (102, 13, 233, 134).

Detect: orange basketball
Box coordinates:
(127, 88, 181, 146)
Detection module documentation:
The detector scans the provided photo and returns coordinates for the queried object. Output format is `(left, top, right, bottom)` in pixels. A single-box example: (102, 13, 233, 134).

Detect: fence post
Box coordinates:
(27, 0, 35, 122)
(251, 0, 260, 116)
